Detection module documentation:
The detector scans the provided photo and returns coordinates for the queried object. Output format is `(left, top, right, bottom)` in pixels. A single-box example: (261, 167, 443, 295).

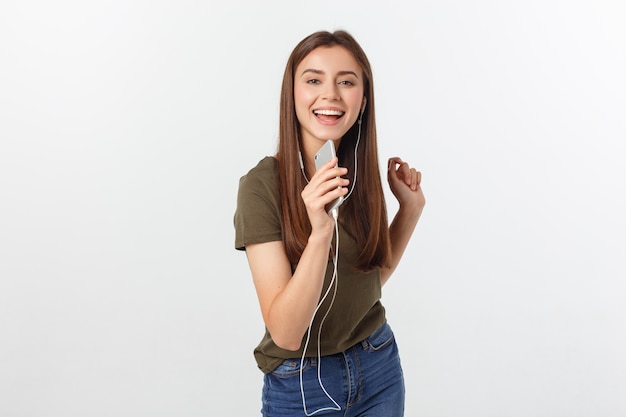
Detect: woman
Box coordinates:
(234, 30, 425, 417)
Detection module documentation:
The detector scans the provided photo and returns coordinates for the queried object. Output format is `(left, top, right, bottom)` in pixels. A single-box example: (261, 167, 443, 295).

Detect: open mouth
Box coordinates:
(313, 109, 345, 122)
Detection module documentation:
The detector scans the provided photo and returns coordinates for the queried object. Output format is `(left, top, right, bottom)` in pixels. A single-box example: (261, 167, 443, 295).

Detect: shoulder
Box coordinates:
(239, 156, 278, 186)
(237, 156, 281, 209)
(238, 156, 279, 198)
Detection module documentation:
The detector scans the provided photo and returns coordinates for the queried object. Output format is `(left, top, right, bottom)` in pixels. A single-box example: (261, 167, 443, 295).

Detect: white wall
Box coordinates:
(1, 1, 625, 416)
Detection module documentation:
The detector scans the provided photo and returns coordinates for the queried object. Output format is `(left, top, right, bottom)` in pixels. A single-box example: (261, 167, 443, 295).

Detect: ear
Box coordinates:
(361, 97, 367, 113)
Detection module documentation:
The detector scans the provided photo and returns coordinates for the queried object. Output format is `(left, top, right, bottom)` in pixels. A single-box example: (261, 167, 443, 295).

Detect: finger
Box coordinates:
(324, 156, 339, 169)
(410, 168, 418, 190)
(396, 162, 411, 185)
(312, 162, 347, 184)
(312, 156, 339, 175)
(320, 176, 349, 195)
(387, 157, 402, 172)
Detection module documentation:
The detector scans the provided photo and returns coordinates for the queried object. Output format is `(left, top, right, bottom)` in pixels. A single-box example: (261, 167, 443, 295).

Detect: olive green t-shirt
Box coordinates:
(234, 156, 386, 374)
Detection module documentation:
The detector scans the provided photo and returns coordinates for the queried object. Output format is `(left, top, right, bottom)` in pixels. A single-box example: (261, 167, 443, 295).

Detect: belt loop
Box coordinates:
(361, 339, 369, 350)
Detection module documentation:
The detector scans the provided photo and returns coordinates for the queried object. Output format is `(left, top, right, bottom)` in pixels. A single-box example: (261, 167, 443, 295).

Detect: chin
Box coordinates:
(316, 129, 349, 142)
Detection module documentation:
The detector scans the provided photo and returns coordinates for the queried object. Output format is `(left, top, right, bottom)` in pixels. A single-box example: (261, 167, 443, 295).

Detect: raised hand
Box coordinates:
(387, 157, 425, 212)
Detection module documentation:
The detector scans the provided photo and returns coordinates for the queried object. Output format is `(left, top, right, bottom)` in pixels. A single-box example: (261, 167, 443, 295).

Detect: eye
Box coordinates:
(307, 79, 321, 84)
(339, 80, 354, 86)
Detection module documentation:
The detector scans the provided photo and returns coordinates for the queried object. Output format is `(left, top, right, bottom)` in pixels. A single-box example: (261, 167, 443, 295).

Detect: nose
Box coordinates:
(322, 82, 340, 101)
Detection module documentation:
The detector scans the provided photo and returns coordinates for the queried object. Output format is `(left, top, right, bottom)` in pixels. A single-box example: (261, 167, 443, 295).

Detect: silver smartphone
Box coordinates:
(314, 140, 344, 213)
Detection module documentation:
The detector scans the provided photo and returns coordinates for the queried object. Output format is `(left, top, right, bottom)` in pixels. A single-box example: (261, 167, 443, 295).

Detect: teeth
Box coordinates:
(314, 109, 344, 116)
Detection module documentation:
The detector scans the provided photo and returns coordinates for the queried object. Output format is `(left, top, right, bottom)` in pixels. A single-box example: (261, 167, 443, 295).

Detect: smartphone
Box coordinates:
(314, 140, 344, 213)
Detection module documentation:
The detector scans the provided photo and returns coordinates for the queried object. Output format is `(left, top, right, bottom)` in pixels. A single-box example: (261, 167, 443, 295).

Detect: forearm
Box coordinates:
(380, 202, 423, 285)
(266, 230, 333, 350)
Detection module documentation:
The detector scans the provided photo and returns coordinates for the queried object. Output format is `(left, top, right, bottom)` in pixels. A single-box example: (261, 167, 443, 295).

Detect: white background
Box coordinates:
(1, 1, 625, 416)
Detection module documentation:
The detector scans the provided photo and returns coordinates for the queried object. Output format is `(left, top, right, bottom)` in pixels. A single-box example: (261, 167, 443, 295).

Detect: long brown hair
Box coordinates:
(276, 30, 391, 271)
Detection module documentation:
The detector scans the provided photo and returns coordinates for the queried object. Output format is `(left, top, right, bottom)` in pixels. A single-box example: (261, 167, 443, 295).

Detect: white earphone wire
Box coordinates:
(298, 108, 364, 415)
(300, 211, 341, 415)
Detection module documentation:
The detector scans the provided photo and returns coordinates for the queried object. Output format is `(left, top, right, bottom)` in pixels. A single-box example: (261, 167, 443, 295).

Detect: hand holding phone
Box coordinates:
(314, 140, 345, 214)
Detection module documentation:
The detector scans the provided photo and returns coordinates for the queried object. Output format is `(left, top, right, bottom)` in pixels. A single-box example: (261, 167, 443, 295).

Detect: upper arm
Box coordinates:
(245, 240, 293, 325)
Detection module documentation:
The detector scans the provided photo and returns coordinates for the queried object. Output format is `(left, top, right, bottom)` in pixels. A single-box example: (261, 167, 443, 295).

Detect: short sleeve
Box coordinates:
(234, 157, 282, 251)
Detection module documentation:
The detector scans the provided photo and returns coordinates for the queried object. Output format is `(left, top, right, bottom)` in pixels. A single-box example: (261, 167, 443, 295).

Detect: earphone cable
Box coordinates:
(299, 210, 341, 415)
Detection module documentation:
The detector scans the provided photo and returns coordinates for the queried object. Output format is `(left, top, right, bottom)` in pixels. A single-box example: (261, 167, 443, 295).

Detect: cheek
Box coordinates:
(293, 87, 313, 118)
(294, 85, 313, 105)
(346, 90, 365, 109)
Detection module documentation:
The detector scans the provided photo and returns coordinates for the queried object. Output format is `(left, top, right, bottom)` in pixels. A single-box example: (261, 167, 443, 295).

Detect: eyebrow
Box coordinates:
(300, 69, 360, 78)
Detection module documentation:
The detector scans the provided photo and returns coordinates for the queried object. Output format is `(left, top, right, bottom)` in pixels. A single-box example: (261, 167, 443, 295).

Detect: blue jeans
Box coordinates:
(261, 322, 405, 416)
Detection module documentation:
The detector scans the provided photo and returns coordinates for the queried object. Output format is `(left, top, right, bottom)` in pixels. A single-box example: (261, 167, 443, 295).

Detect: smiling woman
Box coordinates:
(234, 30, 425, 417)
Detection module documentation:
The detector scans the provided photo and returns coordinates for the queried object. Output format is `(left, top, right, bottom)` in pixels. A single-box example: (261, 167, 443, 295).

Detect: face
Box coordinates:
(294, 46, 365, 150)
